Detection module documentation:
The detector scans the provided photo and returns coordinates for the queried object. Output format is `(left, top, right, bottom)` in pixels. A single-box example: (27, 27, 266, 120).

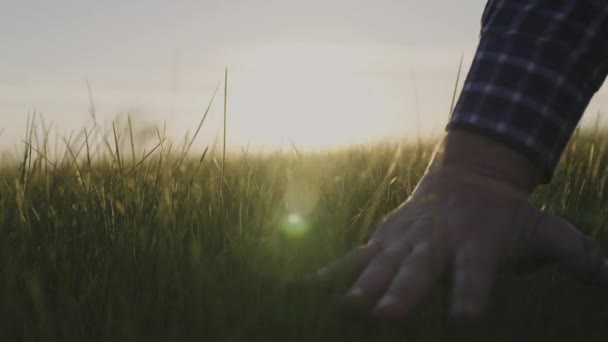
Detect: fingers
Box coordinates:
(312, 240, 382, 286)
(372, 241, 446, 320)
(449, 241, 497, 319)
(345, 238, 415, 304)
(536, 214, 608, 286)
(312, 204, 417, 286)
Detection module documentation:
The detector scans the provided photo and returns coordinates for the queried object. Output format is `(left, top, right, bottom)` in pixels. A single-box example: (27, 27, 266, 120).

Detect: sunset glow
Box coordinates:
(3, 0, 608, 153)
(227, 43, 399, 150)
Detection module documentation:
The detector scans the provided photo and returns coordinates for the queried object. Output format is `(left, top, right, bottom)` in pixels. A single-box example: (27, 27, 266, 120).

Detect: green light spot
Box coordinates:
(288, 214, 302, 224)
(283, 213, 308, 236)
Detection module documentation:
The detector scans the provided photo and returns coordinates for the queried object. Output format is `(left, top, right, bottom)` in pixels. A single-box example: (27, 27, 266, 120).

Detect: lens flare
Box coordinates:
(283, 213, 308, 236)
(287, 213, 302, 224)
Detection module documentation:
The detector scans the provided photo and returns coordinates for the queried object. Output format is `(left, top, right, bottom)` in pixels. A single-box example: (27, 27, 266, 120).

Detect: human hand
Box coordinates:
(315, 131, 608, 320)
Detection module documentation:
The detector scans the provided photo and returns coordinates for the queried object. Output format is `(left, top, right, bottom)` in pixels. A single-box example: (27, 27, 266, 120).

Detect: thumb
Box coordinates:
(535, 214, 608, 286)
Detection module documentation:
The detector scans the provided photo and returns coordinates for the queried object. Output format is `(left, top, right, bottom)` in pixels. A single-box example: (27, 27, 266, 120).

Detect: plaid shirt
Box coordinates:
(447, 0, 608, 182)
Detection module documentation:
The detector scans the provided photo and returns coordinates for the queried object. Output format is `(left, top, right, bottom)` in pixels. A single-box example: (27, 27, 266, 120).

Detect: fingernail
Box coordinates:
(347, 286, 364, 299)
(375, 295, 397, 310)
(373, 296, 398, 318)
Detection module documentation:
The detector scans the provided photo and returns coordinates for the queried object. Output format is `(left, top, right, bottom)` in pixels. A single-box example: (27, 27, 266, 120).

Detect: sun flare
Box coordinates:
(226, 43, 402, 150)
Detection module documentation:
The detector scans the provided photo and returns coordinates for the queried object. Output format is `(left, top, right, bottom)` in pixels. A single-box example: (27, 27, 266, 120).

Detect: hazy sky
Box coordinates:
(3, 0, 608, 155)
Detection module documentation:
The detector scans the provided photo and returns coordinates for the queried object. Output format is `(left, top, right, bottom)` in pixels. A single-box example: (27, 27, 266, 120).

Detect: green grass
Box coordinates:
(1, 116, 608, 342)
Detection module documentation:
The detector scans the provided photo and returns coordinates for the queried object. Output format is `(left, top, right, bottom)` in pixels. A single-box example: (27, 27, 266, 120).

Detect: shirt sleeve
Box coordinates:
(447, 0, 608, 183)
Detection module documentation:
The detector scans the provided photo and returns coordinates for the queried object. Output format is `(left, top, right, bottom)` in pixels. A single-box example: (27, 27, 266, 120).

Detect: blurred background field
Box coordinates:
(1, 115, 608, 341)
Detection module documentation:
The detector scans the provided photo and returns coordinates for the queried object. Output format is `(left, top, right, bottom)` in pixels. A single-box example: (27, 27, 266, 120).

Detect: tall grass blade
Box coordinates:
(448, 54, 464, 121)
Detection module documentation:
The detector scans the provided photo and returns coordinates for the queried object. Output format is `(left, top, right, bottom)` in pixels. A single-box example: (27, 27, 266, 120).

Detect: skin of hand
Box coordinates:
(315, 129, 608, 320)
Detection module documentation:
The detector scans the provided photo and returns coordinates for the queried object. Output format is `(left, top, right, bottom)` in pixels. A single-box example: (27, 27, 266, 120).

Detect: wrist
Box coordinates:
(426, 129, 543, 195)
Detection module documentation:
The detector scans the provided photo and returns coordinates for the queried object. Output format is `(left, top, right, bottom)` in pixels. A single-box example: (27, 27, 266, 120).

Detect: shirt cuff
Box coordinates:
(448, 1, 608, 183)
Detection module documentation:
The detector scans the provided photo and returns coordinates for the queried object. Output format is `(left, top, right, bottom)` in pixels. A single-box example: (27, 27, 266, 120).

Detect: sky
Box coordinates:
(3, 0, 608, 157)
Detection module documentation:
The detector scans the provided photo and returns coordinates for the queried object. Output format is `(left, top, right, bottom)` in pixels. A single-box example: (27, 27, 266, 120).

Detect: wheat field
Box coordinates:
(1, 112, 608, 341)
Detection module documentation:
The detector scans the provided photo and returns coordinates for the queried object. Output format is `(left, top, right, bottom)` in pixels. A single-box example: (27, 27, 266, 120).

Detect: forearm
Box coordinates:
(447, 1, 608, 183)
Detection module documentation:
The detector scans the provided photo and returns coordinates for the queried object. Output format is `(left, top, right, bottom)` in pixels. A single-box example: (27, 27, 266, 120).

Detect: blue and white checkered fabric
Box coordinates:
(448, 0, 608, 182)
